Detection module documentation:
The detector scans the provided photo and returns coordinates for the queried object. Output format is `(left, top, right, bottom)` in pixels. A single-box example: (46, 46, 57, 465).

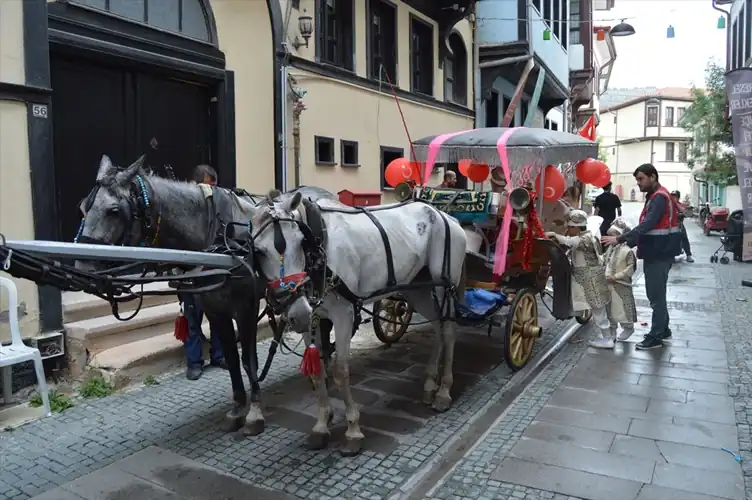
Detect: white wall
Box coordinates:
(726, 185, 743, 212)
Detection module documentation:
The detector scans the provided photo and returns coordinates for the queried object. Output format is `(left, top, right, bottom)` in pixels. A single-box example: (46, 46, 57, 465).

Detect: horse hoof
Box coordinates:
(305, 433, 329, 450)
(432, 395, 452, 413)
(340, 438, 363, 457)
(222, 416, 245, 433)
(242, 420, 265, 437)
(422, 391, 436, 406)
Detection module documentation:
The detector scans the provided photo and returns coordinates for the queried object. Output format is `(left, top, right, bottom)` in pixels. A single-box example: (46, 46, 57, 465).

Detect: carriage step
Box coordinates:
(62, 281, 175, 323)
(87, 315, 275, 387)
(65, 302, 181, 344)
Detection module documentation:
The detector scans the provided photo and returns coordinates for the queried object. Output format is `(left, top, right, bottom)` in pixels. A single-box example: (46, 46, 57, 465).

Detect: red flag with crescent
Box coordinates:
(578, 115, 596, 141)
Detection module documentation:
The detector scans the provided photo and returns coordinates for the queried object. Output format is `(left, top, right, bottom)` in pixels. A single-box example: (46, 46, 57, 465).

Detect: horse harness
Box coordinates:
(255, 199, 457, 320)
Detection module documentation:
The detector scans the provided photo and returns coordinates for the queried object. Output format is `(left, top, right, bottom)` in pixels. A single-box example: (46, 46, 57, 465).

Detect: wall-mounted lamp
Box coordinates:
(292, 11, 314, 49)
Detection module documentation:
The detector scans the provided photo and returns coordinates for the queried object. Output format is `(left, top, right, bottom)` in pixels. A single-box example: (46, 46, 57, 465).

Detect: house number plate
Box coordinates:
(32, 104, 48, 119)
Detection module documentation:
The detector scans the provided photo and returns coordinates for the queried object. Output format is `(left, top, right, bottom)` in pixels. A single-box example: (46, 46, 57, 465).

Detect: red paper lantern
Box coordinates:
(534, 165, 566, 201)
(384, 158, 414, 187)
(592, 167, 612, 188)
(458, 159, 472, 176)
(575, 158, 606, 184)
(467, 163, 490, 183)
(409, 161, 424, 184)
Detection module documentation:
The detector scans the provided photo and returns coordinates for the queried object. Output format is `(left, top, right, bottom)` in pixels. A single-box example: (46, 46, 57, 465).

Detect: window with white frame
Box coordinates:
(678, 142, 688, 162)
(569, 0, 580, 45)
(665, 142, 675, 162)
(664, 107, 674, 127)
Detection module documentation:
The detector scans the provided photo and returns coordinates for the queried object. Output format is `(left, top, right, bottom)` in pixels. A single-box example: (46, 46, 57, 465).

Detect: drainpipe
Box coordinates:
(712, 0, 731, 71)
(473, 10, 482, 128)
(281, 65, 290, 190)
(292, 98, 303, 188)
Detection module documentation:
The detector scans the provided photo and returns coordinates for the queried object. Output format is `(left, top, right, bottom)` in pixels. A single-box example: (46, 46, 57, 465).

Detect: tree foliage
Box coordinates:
(681, 60, 737, 185)
(595, 136, 609, 163)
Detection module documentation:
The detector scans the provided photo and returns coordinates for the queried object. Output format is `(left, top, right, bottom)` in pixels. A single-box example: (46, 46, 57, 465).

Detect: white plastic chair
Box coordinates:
(0, 276, 51, 417)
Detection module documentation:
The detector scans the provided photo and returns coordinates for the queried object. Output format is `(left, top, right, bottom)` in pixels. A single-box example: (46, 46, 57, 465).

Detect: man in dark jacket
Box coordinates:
(671, 190, 694, 262)
(180, 164, 227, 380)
(601, 164, 681, 350)
(594, 182, 622, 236)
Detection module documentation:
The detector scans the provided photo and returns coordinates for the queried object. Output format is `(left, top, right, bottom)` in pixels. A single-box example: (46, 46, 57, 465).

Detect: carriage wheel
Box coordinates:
(503, 289, 540, 371)
(372, 296, 413, 345)
(575, 310, 592, 324)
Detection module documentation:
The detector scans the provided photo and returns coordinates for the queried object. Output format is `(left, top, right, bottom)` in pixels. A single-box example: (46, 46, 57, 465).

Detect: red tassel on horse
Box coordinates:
(174, 314, 189, 342)
(299, 344, 321, 377)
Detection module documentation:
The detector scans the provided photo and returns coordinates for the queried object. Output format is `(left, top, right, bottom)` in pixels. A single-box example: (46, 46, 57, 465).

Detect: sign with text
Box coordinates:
(725, 68, 752, 261)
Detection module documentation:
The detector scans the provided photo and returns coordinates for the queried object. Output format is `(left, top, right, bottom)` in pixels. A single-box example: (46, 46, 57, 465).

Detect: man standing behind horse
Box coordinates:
(180, 164, 227, 380)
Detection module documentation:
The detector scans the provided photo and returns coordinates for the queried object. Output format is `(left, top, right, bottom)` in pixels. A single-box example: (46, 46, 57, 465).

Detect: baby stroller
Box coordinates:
(711, 209, 743, 264)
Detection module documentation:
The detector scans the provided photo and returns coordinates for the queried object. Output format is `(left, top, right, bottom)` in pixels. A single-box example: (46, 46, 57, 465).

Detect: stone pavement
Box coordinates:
(0, 279, 576, 499)
(422, 219, 751, 500)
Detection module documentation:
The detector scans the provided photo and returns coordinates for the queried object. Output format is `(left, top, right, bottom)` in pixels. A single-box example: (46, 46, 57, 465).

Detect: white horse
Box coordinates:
(247, 191, 467, 456)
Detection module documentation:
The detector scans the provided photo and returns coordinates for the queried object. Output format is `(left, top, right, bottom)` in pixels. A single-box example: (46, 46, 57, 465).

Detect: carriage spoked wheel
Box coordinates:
(372, 295, 414, 345)
(503, 288, 541, 371)
(575, 310, 592, 324)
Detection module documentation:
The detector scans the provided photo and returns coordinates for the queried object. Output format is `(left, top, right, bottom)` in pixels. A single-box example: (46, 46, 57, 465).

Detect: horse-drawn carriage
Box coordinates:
(0, 126, 595, 456)
(371, 127, 596, 370)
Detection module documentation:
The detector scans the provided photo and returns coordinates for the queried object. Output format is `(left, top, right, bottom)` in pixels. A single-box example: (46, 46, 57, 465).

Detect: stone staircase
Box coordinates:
(63, 283, 273, 385)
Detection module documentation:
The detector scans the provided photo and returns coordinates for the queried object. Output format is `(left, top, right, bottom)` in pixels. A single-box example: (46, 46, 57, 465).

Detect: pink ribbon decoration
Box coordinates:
(493, 128, 524, 277)
(422, 129, 480, 184)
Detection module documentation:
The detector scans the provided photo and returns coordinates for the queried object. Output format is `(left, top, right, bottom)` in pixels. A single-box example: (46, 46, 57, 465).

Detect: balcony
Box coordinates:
(476, 0, 570, 110)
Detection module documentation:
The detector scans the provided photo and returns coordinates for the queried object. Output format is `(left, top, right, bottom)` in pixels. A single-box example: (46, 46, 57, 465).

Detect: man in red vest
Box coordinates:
(601, 164, 681, 350)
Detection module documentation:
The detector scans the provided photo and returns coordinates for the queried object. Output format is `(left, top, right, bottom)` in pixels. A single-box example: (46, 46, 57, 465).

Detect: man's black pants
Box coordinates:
(643, 258, 673, 338)
(680, 223, 692, 257)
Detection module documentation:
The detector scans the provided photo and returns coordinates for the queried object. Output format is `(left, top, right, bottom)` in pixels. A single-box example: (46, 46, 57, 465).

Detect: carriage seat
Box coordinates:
(414, 187, 497, 224)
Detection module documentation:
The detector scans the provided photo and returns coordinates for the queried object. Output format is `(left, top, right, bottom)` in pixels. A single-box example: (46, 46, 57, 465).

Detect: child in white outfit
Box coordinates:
(547, 210, 612, 348)
(603, 219, 638, 341)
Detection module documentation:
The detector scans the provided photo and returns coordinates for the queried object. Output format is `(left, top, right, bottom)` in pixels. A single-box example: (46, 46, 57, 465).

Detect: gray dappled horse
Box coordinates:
(75, 154, 335, 435)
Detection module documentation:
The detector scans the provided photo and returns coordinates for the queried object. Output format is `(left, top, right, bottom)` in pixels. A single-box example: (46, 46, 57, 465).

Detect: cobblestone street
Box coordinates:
(2, 211, 751, 500)
(0, 271, 574, 499)
(419, 219, 752, 500)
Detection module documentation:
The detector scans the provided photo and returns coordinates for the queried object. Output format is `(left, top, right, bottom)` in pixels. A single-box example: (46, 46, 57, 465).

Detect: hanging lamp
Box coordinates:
(610, 19, 636, 37)
(543, 27, 551, 40)
(596, 29, 606, 41)
(667, 25, 675, 38)
(717, 15, 726, 29)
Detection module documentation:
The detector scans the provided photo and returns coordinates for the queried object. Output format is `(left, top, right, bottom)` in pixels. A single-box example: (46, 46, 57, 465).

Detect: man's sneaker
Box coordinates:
(589, 337, 615, 349)
(635, 337, 664, 350)
(618, 329, 634, 341)
(644, 328, 672, 340)
(686, 255, 694, 263)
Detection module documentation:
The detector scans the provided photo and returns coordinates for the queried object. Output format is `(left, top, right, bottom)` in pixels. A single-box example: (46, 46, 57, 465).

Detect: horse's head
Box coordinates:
(248, 190, 314, 332)
(75, 154, 149, 270)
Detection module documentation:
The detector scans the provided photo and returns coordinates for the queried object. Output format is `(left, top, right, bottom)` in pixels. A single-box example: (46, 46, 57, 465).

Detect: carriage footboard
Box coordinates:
(543, 240, 573, 320)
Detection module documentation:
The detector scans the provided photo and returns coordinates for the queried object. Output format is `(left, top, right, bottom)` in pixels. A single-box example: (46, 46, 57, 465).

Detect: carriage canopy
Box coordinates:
(412, 127, 597, 187)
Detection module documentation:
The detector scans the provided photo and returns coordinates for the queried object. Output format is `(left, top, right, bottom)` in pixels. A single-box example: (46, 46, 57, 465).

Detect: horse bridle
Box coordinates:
(250, 199, 327, 315)
(76, 175, 160, 247)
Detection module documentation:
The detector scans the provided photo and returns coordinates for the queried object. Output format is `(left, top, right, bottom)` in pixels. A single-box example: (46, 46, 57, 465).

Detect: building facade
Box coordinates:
(0, 0, 476, 344)
(283, 0, 475, 194)
(598, 89, 694, 200)
(475, 0, 572, 130)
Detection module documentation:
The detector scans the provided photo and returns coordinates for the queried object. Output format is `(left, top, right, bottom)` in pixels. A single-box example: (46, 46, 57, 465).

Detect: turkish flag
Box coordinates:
(578, 115, 596, 141)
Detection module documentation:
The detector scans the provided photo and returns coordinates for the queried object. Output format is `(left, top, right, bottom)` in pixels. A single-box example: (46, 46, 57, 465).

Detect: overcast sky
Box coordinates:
(595, 0, 727, 89)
